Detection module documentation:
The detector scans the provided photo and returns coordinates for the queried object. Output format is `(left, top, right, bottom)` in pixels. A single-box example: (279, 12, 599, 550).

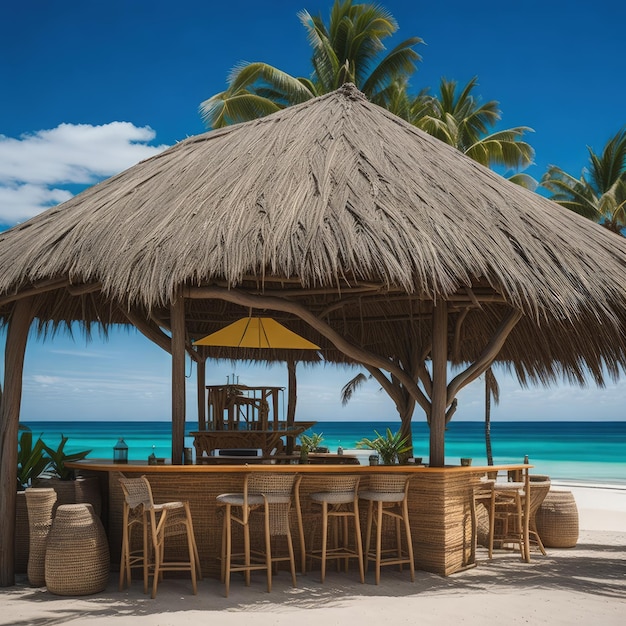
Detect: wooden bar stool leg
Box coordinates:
(402, 498, 415, 581)
(375, 501, 383, 585)
(354, 499, 365, 584)
(286, 531, 297, 586)
(263, 501, 272, 593)
(224, 504, 232, 597)
(142, 513, 149, 595)
(364, 500, 374, 573)
(321, 502, 328, 583)
(243, 515, 251, 587)
(395, 515, 402, 572)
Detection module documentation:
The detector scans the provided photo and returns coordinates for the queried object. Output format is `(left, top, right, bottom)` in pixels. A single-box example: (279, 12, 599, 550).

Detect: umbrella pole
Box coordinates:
(286, 359, 297, 454)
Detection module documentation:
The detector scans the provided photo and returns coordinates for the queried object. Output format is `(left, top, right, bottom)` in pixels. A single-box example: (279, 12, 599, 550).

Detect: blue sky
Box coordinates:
(1, 0, 625, 423)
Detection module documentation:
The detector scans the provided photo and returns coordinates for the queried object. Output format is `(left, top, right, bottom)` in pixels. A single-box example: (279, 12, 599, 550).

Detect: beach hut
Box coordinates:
(2, 84, 626, 585)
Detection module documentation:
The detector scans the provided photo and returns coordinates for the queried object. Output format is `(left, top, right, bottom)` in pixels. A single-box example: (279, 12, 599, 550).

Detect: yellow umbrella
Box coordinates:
(193, 317, 320, 350)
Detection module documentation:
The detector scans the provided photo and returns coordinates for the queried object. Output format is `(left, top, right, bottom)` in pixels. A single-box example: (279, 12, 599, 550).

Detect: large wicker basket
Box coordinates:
(535, 490, 579, 548)
(25, 488, 57, 587)
(45, 504, 110, 595)
(15, 491, 29, 573)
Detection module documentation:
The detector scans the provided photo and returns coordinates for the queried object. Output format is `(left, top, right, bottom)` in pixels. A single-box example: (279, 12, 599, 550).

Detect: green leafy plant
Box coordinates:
(298, 432, 324, 462)
(356, 428, 412, 465)
(17, 425, 50, 490)
(41, 435, 91, 481)
(300, 432, 324, 454)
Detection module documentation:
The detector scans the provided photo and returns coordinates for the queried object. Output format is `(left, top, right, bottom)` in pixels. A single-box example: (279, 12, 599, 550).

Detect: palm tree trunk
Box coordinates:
(485, 378, 493, 465)
(484, 368, 499, 466)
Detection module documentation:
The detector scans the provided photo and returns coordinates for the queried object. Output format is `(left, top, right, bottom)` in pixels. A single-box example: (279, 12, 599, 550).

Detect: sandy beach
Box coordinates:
(2, 483, 624, 626)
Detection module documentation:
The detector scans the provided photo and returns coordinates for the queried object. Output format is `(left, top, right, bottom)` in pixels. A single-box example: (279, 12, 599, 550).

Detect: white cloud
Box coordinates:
(0, 122, 168, 224)
(0, 183, 72, 223)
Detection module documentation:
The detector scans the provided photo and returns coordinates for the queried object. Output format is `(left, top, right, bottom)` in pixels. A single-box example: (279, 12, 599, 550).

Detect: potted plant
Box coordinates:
(17, 425, 50, 491)
(41, 435, 91, 481)
(298, 432, 324, 464)
(356, 428, 412, 465)
(35, 435, 101, 515)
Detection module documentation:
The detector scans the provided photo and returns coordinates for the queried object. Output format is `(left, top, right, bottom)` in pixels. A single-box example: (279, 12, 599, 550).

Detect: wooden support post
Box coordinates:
(0, 298, 35, 586)
(196, 357, 206, 431)
(171, 296, 186, 465)
(430, 301, 448, 467)
(286, 359, 297, 454)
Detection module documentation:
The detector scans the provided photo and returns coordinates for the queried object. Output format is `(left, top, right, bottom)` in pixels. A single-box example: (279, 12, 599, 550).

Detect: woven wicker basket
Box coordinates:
(15, 491, 29, 573)
(535, 490, 579, 548)
(45, 504, 110, 595)
(25, 488, 57, 587)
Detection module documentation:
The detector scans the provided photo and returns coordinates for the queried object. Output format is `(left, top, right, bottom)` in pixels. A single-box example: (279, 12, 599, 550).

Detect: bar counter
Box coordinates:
(67, 460, 530, 578)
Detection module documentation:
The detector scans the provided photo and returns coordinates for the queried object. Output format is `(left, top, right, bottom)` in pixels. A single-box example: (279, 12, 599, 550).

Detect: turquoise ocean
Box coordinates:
(22, 420, 626, 486)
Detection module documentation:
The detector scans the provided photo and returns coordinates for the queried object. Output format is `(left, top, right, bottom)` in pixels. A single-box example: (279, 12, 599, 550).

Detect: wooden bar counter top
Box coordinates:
(67, 460, 530, 578)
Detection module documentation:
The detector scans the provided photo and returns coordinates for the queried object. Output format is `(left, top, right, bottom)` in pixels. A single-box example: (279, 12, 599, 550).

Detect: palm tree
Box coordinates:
(484, 368, 500, 466)
(413, 77, 536, 185)
(200, 0, 423, 128)
(540, 127, 626, 234)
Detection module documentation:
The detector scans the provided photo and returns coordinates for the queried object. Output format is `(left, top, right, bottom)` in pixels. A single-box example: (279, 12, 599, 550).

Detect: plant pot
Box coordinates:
(33, 476, 102, 518)
(15, 491, 29, 573)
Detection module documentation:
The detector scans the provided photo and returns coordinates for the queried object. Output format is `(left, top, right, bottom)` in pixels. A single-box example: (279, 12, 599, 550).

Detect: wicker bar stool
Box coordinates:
(45, 503, 110, 595)
(359, 474, 414, 584)
(471, 478, 495, 563)
(493, 478, 550, 561)
(493, 483, 526, 559)
(527, 479, 551, 555)
(216, 473, 302, 597)
(306, 474, 364, 583)
(118, 475, 201, 599)
(25, 487, 57, 587)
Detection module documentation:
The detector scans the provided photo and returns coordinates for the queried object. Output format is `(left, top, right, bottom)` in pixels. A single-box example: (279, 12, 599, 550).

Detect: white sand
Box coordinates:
(1, 483, 624, 625)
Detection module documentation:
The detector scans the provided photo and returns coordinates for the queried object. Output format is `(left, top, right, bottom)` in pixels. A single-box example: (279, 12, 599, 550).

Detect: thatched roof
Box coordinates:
(2, 84, 626, 384)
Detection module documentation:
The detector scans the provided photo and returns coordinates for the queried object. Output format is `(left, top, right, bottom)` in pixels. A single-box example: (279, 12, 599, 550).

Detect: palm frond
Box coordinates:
(340, 372, 370, 406)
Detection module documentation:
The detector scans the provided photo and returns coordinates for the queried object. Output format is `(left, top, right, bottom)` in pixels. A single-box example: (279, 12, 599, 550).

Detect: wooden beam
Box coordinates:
(447, 309, 523, 403)
(430, 301, 448, 467)
(0, 298, 35, 586)
(122, 309, 202, 363)
(452, 309, 469, 362)
(197, 357, 206, 431)
(183, 286, 432, 415)
(364, 364, 406, 409)
(66, 282, 102, 296)
(170, 295, 186, 465)
(0, 278, 68, 307)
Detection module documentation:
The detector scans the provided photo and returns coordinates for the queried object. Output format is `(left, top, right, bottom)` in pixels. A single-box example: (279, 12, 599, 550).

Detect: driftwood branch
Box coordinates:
(363, 364, 405, 409)
(445, 398, 458, 424)
(452, 308, 469, 362)
(446, 309, 523, 403)
(122, 309, 202, 363)
(0, 278, 69, 306)
(184, 286, 432, 414)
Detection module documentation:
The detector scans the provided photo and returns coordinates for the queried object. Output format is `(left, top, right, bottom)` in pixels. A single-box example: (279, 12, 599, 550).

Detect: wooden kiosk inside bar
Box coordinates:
(191, 383, 315, 458)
